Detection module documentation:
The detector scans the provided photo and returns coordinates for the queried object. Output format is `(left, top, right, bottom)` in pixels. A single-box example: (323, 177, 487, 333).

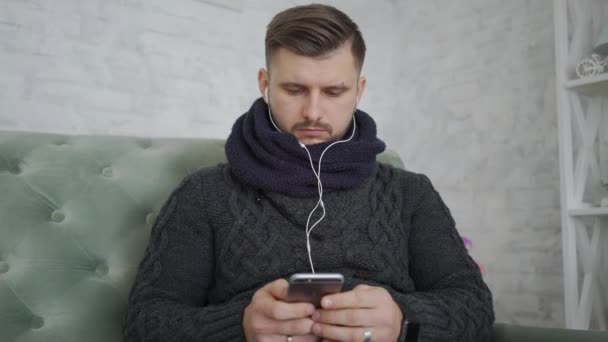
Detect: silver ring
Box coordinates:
(287, 336, 293, 342)
(363, 329, 372, 342)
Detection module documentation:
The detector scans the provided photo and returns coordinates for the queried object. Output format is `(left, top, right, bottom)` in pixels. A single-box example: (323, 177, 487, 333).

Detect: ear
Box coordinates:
(258, 68, 269, 103)
(356, 76, 366, 105)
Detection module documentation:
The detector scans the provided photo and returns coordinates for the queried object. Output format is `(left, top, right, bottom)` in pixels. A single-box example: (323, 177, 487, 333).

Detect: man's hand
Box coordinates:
(311, 284, 403, 342)
(244, 279, 318, 342)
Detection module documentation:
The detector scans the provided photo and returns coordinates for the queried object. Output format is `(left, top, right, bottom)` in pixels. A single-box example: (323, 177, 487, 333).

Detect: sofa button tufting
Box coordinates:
(30, 316, 44, 329)
(8, 164, 21, 175)
(145, 212, 157, 225)
(0, 261, 9, 273)
(95, 261, 108, 276)
(138, 139, 152, 149)
(50, 211, 65, 222)
(101, 167, 113, 177)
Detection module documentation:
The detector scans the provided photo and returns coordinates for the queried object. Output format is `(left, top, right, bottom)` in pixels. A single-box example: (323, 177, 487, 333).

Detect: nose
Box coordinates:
(302, 92, 322, 122)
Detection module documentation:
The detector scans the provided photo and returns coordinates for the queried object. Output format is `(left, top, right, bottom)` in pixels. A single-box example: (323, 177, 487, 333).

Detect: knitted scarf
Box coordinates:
(225, 97, 386, 197)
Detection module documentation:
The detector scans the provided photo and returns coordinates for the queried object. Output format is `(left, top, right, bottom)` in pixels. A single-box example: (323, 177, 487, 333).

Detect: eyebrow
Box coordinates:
(278, 82, 351, 91)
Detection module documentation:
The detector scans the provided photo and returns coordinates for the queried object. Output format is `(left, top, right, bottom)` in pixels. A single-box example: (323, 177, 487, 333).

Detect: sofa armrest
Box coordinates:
(492, 323, 608, 342)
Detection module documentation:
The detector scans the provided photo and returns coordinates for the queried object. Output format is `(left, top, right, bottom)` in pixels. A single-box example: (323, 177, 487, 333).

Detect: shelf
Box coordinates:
(569, 207, 608, 216)
(565, 73, 608, 96)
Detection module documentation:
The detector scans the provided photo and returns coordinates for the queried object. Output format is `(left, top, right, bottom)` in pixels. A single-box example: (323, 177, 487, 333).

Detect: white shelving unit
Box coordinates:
(554, 0, 608, 330)
(565, 73, 608, 94)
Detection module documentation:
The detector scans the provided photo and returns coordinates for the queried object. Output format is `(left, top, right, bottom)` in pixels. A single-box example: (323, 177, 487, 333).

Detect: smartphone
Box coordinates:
(285, 273, 344, 308)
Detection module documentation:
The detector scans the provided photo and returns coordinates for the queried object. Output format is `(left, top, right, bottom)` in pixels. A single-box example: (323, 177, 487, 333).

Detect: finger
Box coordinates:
(257, 336, 316, 342)
(313, 323, 374, 342)
(320, 288, 376, 309)
(273, 318, 315, 336)
(248, 311, 313, 337)
(266, 278, 289, 300)
(353, 284, 372, 291)
(258, 296, 315, 320)
(312, 308, 377, 327)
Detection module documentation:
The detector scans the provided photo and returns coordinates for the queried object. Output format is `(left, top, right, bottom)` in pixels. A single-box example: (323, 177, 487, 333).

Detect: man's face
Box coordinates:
(258, 43, 366, 145)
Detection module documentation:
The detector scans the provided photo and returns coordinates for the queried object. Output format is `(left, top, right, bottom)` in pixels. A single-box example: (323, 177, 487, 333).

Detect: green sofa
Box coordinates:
(1, 130, 606, 342)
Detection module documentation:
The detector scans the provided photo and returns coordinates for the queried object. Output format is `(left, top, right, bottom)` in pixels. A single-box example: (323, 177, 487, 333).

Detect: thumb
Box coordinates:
(265, 278, 289, 300)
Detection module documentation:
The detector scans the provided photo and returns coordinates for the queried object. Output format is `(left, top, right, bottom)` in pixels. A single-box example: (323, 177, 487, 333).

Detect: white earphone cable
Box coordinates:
(301, 117, 356, 273)
(265, 86, 359, 273)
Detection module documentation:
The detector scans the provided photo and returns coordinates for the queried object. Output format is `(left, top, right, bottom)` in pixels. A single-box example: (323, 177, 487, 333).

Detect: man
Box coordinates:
(123, 4, 494, 342)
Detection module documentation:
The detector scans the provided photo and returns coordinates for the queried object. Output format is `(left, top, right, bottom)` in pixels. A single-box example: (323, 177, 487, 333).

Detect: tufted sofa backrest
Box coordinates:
(0, 130, 403, 342)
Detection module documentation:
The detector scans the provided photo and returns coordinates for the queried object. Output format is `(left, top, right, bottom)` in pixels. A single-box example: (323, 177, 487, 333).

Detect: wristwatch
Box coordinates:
(399, 320, 420, 342)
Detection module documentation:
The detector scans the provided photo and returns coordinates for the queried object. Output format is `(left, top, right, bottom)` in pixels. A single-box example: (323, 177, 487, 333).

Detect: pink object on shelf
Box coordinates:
(461, 235, 485, 275)
(462, 236, 473, 249)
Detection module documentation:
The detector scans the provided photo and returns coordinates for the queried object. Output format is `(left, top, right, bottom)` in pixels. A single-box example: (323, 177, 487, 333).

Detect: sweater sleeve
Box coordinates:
(391, 174, 494, 342)
(123, 175, 248, 341)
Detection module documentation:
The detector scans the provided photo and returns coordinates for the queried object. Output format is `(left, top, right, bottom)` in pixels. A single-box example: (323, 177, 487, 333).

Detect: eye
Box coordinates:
(325, 87, 346, 97)
(286, 88, 303, 95)
(326, 90, 343, 97)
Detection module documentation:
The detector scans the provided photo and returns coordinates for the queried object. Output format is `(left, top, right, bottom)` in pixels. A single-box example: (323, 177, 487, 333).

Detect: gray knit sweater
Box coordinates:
(123, 162, 494, 341)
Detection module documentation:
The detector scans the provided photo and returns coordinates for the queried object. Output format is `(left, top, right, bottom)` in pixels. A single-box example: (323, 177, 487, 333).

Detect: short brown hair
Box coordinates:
(265, 4, 366, 72)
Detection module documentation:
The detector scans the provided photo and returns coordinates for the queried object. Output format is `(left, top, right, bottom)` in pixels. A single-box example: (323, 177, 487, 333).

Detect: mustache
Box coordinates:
(292, 121, 332, 132)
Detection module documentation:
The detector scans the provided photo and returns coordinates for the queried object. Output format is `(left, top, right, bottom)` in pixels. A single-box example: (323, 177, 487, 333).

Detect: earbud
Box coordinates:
(264, 88, 269, 103)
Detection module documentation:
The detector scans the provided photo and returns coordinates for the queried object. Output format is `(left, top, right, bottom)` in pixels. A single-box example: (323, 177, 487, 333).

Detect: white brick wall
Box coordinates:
(0, 0, 572, 329)
(389, 0, 564, 328)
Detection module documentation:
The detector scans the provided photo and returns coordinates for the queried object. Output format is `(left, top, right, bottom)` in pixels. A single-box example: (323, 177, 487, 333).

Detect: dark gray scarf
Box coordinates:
(225, 97, 385, 197)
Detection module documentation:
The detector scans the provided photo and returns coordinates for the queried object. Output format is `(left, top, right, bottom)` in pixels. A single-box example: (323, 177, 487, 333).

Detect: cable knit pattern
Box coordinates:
(123, 162, 494, 341)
